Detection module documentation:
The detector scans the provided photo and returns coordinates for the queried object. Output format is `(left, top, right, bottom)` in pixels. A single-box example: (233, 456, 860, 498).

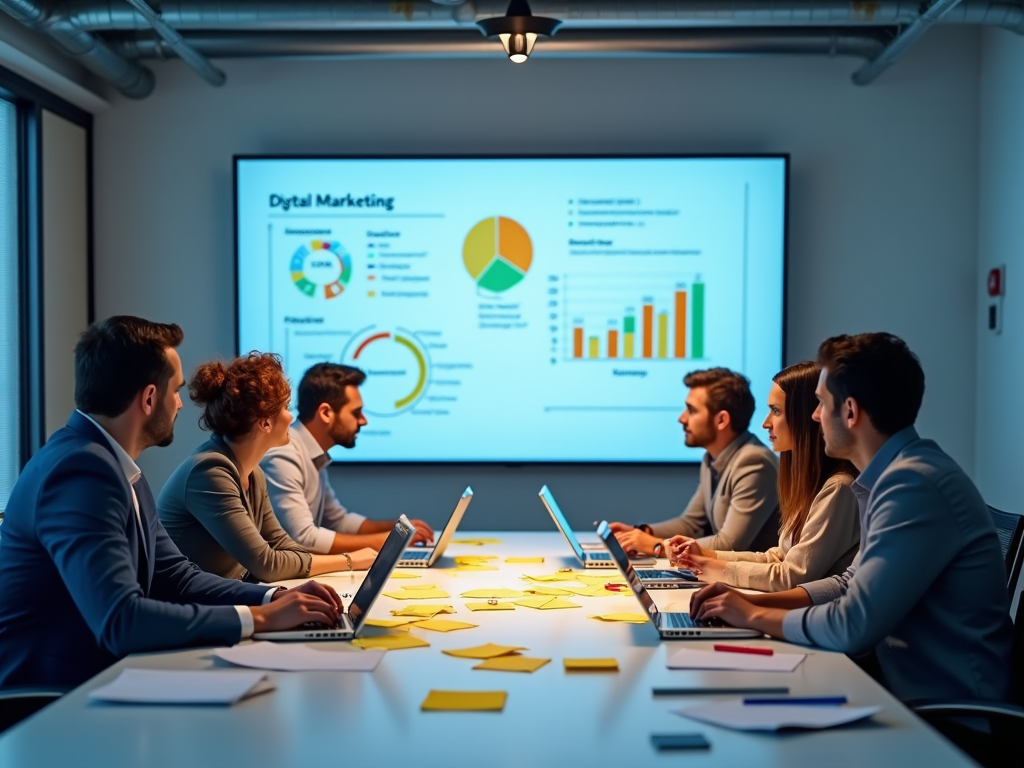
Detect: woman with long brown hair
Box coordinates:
(157, 352, 376, 582)
(667, 361, 860, 591)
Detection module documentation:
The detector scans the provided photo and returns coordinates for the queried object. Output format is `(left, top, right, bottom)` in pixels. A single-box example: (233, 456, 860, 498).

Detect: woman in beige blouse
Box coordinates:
(667, 361, 860, 592)
(157, 352, 375, 582)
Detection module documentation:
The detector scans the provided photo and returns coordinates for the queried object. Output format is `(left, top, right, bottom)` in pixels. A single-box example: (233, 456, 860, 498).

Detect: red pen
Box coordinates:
(713, 644, 774, 656)
(604, 583, 626, 592)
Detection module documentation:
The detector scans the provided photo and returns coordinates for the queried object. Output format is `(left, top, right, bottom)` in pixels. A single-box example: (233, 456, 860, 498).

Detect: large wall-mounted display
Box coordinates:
(236, 156, 787, 462)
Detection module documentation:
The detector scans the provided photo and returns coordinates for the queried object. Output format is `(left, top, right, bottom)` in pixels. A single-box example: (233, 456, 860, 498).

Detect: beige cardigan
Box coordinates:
(714, 472, 860, 592)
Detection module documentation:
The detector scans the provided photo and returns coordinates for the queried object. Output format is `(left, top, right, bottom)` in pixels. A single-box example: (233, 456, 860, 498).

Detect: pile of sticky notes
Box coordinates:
(464, 602, 516, 612)
(410, 619, 478, 633)
(453, 555, 500, 572)
(352, 635, 429, 651)
(442, 643, 551, 675)
(505, 557, 544, 564)
(391, 605, 456, 618)
(564, 658, 619, 672)
(513, 596, 581, 610)
(421, 690, 507, 711)
(383, 585, 451, 600)
(450, 537, 502, 546)
(442, 643, 527, 659)
(589, 613, 649, 624)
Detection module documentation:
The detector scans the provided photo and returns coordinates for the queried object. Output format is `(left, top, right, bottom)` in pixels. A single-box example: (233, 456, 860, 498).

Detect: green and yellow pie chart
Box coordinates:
(462, 216, 532, 293)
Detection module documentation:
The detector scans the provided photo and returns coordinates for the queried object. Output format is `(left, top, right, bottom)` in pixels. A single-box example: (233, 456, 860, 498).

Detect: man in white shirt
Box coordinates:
(262, 363, 433, 554)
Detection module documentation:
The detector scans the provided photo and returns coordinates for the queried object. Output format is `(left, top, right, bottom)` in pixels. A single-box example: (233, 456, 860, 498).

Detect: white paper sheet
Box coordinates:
(215, 641, 385, 672)
(89, 669, 274, 705)
(676, 700, 882, 731)
(667, 648, 806, 673)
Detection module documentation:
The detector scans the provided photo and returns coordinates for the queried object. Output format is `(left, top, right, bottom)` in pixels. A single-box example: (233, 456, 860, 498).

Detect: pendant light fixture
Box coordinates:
(476, 0, 562, 64)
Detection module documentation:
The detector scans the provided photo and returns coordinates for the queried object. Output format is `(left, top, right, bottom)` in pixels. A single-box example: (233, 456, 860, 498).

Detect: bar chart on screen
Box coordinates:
(562, 273, 709, 362)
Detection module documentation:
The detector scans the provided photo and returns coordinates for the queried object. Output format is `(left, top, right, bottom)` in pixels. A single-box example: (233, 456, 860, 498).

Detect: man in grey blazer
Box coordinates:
(610, 368, 779, 557)
(0, 316, 344, 688)
(689, 334, 1013, 704)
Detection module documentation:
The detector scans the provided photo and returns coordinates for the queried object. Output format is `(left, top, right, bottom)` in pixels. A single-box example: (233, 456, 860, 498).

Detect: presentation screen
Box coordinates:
(236, 156, 787, 463)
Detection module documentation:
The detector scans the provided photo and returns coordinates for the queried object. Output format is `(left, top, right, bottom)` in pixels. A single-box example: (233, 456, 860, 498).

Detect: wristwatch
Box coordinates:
(652, 541, 664, 558)
(343, 552, 353, 572)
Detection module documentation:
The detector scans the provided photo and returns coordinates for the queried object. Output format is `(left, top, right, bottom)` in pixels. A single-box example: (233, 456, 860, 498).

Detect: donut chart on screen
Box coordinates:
(462, 216, 533, 293)
(342, 326, 431, 416)
(290, 239, 352, 299)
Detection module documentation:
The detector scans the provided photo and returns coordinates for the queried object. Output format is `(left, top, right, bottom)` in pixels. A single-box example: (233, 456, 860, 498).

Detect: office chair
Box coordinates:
(988, 506, 1024, 584)
(912, 529, 1024, 768)
(0, 687, 67, 735)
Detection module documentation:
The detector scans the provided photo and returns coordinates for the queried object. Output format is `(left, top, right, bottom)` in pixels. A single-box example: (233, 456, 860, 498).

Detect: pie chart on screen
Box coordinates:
(462, 216, 533, 293)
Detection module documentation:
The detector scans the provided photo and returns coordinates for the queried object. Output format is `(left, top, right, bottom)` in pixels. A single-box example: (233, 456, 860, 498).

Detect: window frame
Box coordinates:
(0, 64, 93, 466)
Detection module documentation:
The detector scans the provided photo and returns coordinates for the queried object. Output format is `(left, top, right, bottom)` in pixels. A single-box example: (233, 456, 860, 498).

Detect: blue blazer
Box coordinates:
(0, 411, 270, 688)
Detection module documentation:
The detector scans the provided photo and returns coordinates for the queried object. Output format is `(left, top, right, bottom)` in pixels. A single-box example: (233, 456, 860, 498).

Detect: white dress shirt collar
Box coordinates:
(76, 409, 142, 486)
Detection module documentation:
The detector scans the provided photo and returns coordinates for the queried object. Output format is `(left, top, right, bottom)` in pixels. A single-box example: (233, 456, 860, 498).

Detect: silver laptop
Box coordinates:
(596, 520, 761, 639)
(538, 485, 615, 569)
(397, 486, 473, 568)
(253, 515, 415, 641)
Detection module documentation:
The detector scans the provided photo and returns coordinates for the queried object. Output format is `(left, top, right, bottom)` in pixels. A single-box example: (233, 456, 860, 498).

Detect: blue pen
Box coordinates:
(744, 696, 847, 706)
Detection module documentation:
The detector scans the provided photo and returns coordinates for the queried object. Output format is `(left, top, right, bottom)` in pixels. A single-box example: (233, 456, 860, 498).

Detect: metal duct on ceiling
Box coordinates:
(112, 27, 891, 61)
(61, 0, 1024, 32)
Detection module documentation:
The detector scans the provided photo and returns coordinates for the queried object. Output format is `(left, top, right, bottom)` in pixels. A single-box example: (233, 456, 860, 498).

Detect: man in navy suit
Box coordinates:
(0, 316, 344, 688)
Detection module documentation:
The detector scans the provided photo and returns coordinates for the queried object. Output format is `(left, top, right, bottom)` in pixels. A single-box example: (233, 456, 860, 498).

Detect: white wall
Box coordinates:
(92, 28, 981, 530)
(976, 28, 1024, 514)
(42, 110, 89, 440)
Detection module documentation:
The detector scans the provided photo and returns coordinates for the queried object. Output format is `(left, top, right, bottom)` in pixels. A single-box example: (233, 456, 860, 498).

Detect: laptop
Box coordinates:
(253, 515, 415, 641)
(538, 485, 615, 569)
(397, 486, 473, 568)
(596, 520, 761, 639)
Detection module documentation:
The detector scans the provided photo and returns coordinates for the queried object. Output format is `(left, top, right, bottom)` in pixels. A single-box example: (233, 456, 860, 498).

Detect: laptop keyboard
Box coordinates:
(401, 550, 430, 560)
(662, 612, 728, 629)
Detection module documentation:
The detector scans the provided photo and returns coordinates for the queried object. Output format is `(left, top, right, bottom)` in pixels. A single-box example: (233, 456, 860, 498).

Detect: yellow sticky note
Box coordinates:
(577, 574, 627, 586)
(383, 588, 451, 600)
(514, 596, 580, 610)
(524, 586, 572, 596)
(391, 605, 456, 617)
(473, 656, 550, 673)
(465, 602, 516, 612)
(456, 565, 499, 572)
(411, 619, 478, 633)
(388, 572, 420, 579)
(351, 634, 430, 651)
(442, 643, 527, 659)
(401, 583, 438, 590)
(421, 690, 506, 712)
(521, 572, 581, 582)
(505, 557, 544, 564)
(589, 613, 650, 624)
(364, 617, 420, 628)
(450, 538, 503, 546)
(454, 555, 498, 564)
(564, 658, 619, 671)
(461, 589, 526, 599)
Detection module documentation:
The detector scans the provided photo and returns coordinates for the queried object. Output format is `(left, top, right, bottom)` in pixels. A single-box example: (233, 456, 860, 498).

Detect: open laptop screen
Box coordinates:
(348, 515, 414, 631)
(539, 485, 585, 561)
(596, 520, 658, 618)
(426, 486, 474, 562)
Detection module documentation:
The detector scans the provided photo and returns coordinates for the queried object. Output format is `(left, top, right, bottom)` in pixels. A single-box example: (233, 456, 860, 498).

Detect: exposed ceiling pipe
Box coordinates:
(61, 0, 1024, 33)
(123, 0, 225, 86)
(111, 28, 890, 61)
(852, 0, 966, 83)
(0, 0, 153, 97)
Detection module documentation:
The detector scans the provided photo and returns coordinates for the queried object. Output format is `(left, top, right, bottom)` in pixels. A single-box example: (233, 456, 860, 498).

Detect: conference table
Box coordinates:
(0, 533, 974, 767)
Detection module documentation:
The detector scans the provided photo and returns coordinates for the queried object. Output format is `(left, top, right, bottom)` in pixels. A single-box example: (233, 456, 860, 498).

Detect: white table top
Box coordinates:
(0, 532, 974, 768)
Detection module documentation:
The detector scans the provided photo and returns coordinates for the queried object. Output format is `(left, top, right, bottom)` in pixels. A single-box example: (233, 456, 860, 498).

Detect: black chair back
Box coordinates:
(988, 506, 1024, 588)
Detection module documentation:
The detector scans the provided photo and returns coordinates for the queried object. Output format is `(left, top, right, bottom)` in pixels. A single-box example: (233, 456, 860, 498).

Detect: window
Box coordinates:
(0, 97, 16, 511)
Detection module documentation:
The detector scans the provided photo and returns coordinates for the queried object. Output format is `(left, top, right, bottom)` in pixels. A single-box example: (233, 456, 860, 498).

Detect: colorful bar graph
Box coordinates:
(624, 315, 635, 358)
(692, 282, 705, 358)
(588, 336, 599, 358)
(674, 290, 687, 358)
(608, 329, 619, 358)
(642, 304, 654, 358)
(657, 312, 668, 358)
(573, 326, 584, 358)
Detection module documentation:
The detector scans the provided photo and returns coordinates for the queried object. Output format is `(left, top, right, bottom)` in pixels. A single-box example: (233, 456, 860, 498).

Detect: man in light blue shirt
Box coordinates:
(262, 363, 433, 554)
(689, 332, 1013, 703)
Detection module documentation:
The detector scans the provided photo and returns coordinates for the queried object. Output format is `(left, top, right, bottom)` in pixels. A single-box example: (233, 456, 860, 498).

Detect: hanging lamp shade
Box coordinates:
(477, 0, 562, 63)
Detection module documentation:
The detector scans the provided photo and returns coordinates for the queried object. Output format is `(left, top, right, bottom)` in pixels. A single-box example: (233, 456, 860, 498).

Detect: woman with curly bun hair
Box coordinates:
(157, 352, 377, 582)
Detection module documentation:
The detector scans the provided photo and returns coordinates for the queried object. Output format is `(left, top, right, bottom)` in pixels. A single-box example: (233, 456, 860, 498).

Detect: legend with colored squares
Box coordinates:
(290, 239, 352, 299)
